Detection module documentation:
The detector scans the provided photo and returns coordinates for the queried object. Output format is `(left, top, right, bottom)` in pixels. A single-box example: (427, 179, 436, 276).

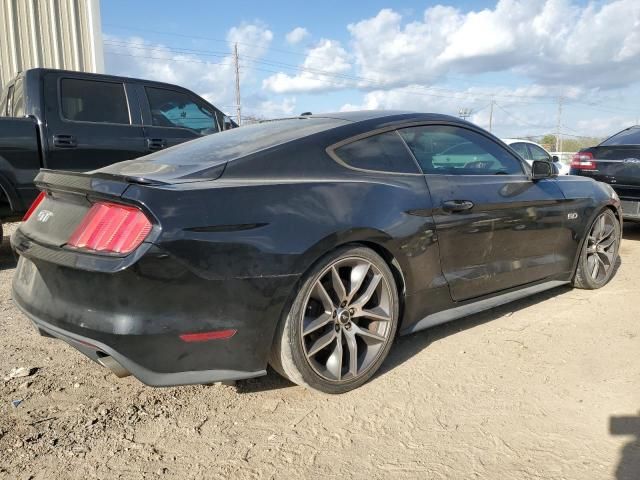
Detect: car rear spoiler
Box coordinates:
(34, 169, 168, 198)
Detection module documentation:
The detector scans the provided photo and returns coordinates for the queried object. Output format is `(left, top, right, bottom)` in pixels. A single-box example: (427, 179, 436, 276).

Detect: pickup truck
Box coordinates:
(570, 125, 640, 221)
(0, 68, 235, 237)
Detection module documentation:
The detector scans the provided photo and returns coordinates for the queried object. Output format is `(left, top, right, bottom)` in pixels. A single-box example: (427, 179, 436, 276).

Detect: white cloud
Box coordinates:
(264, 0, 640, 95)
(103, 23, 275, 118)
(337, 83, 595, 135)
(262, 39, 352, 93)
(227, 22, 273, 59)
(346, 0, 640, 90)
(575, 115, 637, 137)
(285, 27, 310, 45)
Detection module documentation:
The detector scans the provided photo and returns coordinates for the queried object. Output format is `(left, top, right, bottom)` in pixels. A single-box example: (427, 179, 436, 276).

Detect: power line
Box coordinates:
(103, 38, 563, 104)
(103, 35, 638, 122)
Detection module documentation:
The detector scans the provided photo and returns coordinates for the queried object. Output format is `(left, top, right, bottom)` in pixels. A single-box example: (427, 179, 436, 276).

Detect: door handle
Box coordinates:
(442, 200, 474, 213)
(147, 138, 166, 151)
(53, 134, 77, 148)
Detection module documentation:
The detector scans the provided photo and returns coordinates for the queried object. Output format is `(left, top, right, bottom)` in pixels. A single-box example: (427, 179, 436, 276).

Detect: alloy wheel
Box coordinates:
(586, 212, 619, 282)
(300, 257, 394, 382)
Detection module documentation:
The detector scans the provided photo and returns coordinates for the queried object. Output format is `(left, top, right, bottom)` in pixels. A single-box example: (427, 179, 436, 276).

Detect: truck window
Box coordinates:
(145, 87, 219, 134)
(60, 78, 130, 124)
(12, 78, 25, 117)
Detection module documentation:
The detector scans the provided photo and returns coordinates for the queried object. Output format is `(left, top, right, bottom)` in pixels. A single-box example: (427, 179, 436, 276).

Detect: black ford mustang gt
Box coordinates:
(11, 111, 622, 393)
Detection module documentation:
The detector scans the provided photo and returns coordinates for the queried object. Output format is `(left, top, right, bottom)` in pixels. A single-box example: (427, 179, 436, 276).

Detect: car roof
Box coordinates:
(303, 110, 468, 129)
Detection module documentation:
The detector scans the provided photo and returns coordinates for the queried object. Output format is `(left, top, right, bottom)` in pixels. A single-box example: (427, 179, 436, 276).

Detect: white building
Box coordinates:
(0, 0, 104, 89)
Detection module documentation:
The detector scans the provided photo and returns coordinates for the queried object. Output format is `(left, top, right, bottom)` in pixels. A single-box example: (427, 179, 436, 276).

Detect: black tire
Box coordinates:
(573, 209, 621, 289)
(270, 246, 399, 394)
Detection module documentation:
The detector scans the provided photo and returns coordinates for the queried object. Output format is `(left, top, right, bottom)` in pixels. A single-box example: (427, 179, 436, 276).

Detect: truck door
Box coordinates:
(136, 84, 220, 154)
(43, 73, 146, 171)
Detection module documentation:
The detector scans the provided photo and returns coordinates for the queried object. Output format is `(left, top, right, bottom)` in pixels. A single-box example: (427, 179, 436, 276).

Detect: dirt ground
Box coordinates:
(0, 221, 638, 480)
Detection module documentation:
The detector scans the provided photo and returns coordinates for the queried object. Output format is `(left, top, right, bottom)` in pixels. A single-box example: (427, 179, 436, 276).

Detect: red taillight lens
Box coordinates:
(23, 191, 46, 221)
(67, 202, 152, 255)
(571, 152, 596, 170)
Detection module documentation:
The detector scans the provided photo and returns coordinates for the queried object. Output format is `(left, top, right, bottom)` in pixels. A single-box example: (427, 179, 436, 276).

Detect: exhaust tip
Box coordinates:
(97, 355, 131, 378)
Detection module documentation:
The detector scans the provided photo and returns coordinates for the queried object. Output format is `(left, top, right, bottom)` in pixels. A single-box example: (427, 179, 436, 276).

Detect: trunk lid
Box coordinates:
(19, 170, 132, 249)
(583, 146, 640, 199)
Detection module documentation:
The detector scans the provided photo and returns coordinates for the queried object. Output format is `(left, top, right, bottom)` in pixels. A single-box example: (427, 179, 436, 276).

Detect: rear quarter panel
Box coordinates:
(122, 173, 442, 295)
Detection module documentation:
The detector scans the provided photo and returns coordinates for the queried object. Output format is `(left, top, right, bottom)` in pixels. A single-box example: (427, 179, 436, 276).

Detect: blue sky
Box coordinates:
(101, 0, 640, 141)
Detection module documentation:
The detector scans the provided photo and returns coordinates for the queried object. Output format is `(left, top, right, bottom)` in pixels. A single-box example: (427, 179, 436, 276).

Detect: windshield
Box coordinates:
(97, 117, 348, 181)
(601, 127, 640, 146)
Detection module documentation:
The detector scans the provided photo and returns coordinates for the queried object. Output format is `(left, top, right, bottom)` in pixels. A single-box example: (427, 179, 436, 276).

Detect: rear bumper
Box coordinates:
(15, 300, 265, 386)
(11, 249, 299, 387)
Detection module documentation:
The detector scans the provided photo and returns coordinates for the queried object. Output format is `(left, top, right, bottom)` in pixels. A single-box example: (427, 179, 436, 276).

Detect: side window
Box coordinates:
(333, 131, 420, 174)
(398, 125, 524, 175)
(528, 144, 551, 161)
(145, 87, 219, 134)
(60, 78, 130, 124)
(510, 142, 531, 160)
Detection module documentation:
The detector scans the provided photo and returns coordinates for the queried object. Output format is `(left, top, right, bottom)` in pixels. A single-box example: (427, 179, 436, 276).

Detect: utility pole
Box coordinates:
(556, 96, 563, 153)
(488, 99, 495, 132)
(233, 43, 242, 126)
(458, 107, 473, 120)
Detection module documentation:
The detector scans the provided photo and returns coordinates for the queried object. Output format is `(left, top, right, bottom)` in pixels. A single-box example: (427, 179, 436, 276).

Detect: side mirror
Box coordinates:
(552, 155, 560, 162)
(531, 160, 555, 180)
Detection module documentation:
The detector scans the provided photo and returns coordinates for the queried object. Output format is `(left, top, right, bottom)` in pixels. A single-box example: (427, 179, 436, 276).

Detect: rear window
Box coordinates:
(601, 127, 640, 146)
(334, 131, 420, 173)
(97, 117, 348, 180)
(60, 78, 130, 124)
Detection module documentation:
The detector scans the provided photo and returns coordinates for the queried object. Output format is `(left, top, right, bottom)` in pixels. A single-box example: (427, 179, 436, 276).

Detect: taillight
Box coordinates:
(23, 191, 46, 221)
(67, 202, 152, 255)
(571, 152, 596, 170)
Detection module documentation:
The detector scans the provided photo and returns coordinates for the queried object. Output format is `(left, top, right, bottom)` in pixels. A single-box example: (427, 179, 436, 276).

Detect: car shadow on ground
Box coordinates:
(376, 283, 574, 378)
(238, 282, 583, 394)
(610, 412, 640, 480)
(0, 231, 18, 271)
(622, 221, 640, 241)
(239, 249, 624, 394)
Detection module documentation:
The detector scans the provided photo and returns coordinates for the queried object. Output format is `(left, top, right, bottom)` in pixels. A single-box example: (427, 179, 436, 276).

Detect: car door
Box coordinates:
(43, 74, 147, 171)
(138, 85, 221, 153)
(399, 125, 569, 301)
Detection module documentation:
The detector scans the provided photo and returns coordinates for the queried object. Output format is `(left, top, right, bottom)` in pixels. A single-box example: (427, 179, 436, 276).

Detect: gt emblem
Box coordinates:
(36, 210, 54, 223)
(567, 212, 578, 220)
